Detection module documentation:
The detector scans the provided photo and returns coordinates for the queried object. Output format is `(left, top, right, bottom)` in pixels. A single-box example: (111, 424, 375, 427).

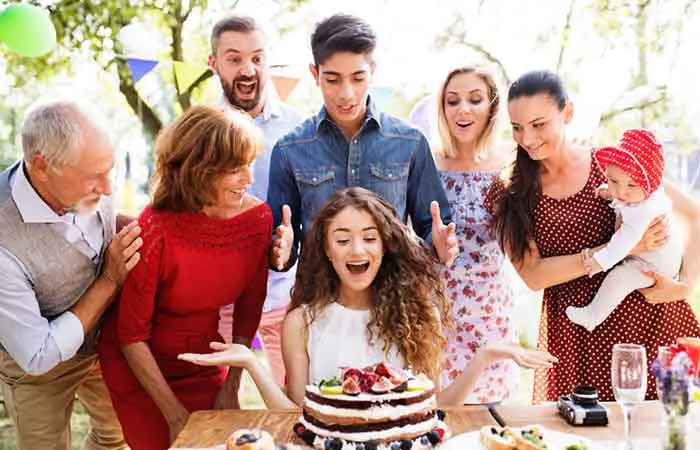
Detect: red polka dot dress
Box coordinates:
(531, 154, 699, 403)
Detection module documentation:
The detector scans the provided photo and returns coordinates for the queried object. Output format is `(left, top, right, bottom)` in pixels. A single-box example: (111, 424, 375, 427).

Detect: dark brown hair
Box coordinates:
(211, 15, 260, 54)
(490, 70, 568, 263)
(289, 187, 451, 380)
(151, 106, 261, 212)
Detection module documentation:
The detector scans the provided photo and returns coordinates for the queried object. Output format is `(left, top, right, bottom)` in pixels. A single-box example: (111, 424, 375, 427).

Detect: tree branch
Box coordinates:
(462, 42, 511, 85)
(599, 92, 666, 123)
(556, 0, 577, 74)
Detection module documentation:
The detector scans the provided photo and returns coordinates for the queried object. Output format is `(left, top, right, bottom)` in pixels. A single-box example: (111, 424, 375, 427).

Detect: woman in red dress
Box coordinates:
(98, 106, 272, 449)
(488, 70, 700, 402)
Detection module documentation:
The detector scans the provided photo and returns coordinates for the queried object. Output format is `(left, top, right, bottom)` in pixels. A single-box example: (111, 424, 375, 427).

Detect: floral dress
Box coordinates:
(439, 170, 519, 404)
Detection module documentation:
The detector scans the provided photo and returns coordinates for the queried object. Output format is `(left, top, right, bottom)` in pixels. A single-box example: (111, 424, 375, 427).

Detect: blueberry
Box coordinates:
(426, 431, 440, 446)
(355, 444, 365, 450)
(300, 430, 316, 446)
(436, 409, 446, 421)
(420, 436, 429, 446)
(235, 432, 260, 445)
(390, 443, 401, 450)
(365, 441, 379, 450)
(325, 438, 342, 450)
(400, 439, 413, 450)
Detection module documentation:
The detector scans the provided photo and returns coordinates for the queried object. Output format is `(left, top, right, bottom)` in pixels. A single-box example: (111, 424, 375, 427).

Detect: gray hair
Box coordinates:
(21, 100, 107, 168)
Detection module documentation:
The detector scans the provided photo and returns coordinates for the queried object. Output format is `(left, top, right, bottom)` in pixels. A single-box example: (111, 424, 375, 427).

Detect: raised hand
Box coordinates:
(271, 205, 294, 270)
(178, 342, 256, 369)
(484, 342, 558, 369)
(102, 220, 142, 287)
(430, 201, 458, 267)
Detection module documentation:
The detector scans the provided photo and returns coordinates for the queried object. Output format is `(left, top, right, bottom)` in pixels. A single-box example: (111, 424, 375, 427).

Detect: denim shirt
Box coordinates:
(267, 98, 451, 268)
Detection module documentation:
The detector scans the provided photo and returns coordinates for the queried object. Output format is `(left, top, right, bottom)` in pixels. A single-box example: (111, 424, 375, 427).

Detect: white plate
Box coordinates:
(439, 426, 596, 450)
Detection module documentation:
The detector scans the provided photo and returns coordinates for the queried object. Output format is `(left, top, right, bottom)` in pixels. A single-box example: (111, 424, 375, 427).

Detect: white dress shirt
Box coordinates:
(0, 163, 108, 374)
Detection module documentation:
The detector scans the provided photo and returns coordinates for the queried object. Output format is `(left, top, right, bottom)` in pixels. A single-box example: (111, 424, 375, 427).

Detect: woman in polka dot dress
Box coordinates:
(488, 70, 700, 402)
(434, 67, 523, 404)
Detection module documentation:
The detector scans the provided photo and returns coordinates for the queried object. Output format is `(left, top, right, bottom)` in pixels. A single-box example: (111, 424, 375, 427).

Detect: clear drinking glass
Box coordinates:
(611, 343, 648, 450)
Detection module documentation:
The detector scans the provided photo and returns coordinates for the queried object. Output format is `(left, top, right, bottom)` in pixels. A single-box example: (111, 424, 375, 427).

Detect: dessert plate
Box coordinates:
(438, 426, 595, 450)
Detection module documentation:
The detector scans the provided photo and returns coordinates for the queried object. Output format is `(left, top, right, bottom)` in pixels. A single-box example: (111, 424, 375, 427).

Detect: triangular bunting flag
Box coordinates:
(173, 61, 210, 94)
(126, 58, 159, 84)
(271, 74, 300, 100)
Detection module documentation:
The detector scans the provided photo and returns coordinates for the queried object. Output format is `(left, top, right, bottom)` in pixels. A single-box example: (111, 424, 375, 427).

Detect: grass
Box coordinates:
(1, 291, 698, 448)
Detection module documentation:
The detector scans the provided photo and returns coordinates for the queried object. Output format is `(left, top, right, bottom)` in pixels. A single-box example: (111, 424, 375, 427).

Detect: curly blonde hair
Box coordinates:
(289, 188, 451, 380)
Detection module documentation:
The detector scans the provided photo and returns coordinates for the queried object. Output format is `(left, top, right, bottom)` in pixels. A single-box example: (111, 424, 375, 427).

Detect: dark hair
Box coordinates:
(289, 187, 450, 380)
(210, 15, 260, 54)
(151, 106, 262, 212)
(310, 14, 376, 66)
(490, 70, 568, 263)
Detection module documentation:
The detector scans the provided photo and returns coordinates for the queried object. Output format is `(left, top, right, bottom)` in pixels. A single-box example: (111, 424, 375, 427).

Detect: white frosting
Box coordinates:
(299, 415, 438, 442)
(304, 396, 437, 421)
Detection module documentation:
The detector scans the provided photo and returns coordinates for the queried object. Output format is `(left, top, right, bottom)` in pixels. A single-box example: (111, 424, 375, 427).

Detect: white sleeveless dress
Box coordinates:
(306, 302, 406, 384)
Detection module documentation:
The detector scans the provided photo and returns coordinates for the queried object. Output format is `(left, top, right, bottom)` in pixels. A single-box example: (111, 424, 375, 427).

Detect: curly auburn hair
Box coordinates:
(289, 187, 451, 380)
(151, 105, 262, 212)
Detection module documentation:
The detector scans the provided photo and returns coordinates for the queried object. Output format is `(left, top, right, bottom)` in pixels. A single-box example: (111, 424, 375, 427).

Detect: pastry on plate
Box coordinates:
(479, 425, 518, 450)
(226, 429, 275, 450)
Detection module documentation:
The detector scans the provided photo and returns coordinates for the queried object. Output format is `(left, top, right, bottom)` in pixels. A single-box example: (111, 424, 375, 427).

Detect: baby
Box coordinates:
(566, 129, 683, 331)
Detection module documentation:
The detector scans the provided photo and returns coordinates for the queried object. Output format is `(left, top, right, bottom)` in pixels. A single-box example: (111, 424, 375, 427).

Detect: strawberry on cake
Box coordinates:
(293, 363, 448, 450)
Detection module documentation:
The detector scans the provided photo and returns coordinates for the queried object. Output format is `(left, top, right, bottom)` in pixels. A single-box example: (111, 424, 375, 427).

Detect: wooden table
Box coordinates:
(171, 406, 494, 448)
(172, 402, 664, 449)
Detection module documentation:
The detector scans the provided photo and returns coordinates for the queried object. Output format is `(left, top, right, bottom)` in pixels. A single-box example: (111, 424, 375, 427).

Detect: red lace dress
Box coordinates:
(530, 157, 699, 402)
(98, 204, 271, 449)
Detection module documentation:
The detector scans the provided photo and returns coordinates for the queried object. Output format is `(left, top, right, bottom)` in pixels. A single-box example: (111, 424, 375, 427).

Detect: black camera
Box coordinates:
(557, 385, 609, 426)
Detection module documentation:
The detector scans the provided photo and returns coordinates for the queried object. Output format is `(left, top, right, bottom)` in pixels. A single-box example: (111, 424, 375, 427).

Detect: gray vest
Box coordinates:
(0, 162, 115, 355)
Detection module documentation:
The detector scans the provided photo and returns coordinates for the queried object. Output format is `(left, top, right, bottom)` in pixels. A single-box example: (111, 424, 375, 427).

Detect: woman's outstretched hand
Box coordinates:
(483, 342, 558, 369)
(178, 342, 255, 368)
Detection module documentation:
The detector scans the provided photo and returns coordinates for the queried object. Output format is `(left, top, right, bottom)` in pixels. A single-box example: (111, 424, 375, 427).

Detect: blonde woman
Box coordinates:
(434, 67, 521, 404)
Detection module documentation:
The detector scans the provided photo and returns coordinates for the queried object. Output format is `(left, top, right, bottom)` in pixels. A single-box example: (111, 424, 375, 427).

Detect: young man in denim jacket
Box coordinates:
(268, 14, 457, 271)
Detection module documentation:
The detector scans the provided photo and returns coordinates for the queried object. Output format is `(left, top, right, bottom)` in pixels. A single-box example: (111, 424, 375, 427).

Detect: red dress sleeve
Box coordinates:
(231, 207, 272, 342)
(116, 207, 165, 345)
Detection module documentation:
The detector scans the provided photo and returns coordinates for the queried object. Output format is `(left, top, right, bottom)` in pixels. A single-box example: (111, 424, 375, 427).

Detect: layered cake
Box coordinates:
(294, 363, 448, 450)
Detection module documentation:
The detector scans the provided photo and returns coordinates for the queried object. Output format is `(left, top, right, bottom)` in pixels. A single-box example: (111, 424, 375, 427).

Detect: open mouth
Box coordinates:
(337, 105, 356, 114)
(455, 120, 474, 129)
(229, 188, 247, 196)
(234, 79, 257, 98)
(346, 262, 370, 274)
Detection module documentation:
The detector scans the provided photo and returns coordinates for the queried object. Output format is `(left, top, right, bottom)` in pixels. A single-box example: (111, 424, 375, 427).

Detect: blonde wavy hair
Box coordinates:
(289, 188, 451, 380)
(151, 105, 262, 212)
(436, 66, 500, 159)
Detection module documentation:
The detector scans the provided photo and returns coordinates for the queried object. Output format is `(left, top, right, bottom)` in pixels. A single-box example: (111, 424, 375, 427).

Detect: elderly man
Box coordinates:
(0, 100, 142, 450)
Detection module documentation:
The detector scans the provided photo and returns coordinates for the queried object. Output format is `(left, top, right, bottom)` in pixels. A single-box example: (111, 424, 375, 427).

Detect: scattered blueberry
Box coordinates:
(324, 438, 342, 450)
(436, 409, 446, 421)
(400, 439, 413, 450)
(355, 444, 365, 450)
(364, 441, 379, 450)
(426, 431, 440, 446)
(300, 430, 316, 446)
(235, 432, 260, 445)
(420, 436, 429, 446)
(390, 442, 401, 450)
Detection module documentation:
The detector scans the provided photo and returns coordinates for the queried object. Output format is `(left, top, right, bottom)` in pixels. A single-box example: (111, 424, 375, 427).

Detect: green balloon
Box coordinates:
(0, 3, 57, 58)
